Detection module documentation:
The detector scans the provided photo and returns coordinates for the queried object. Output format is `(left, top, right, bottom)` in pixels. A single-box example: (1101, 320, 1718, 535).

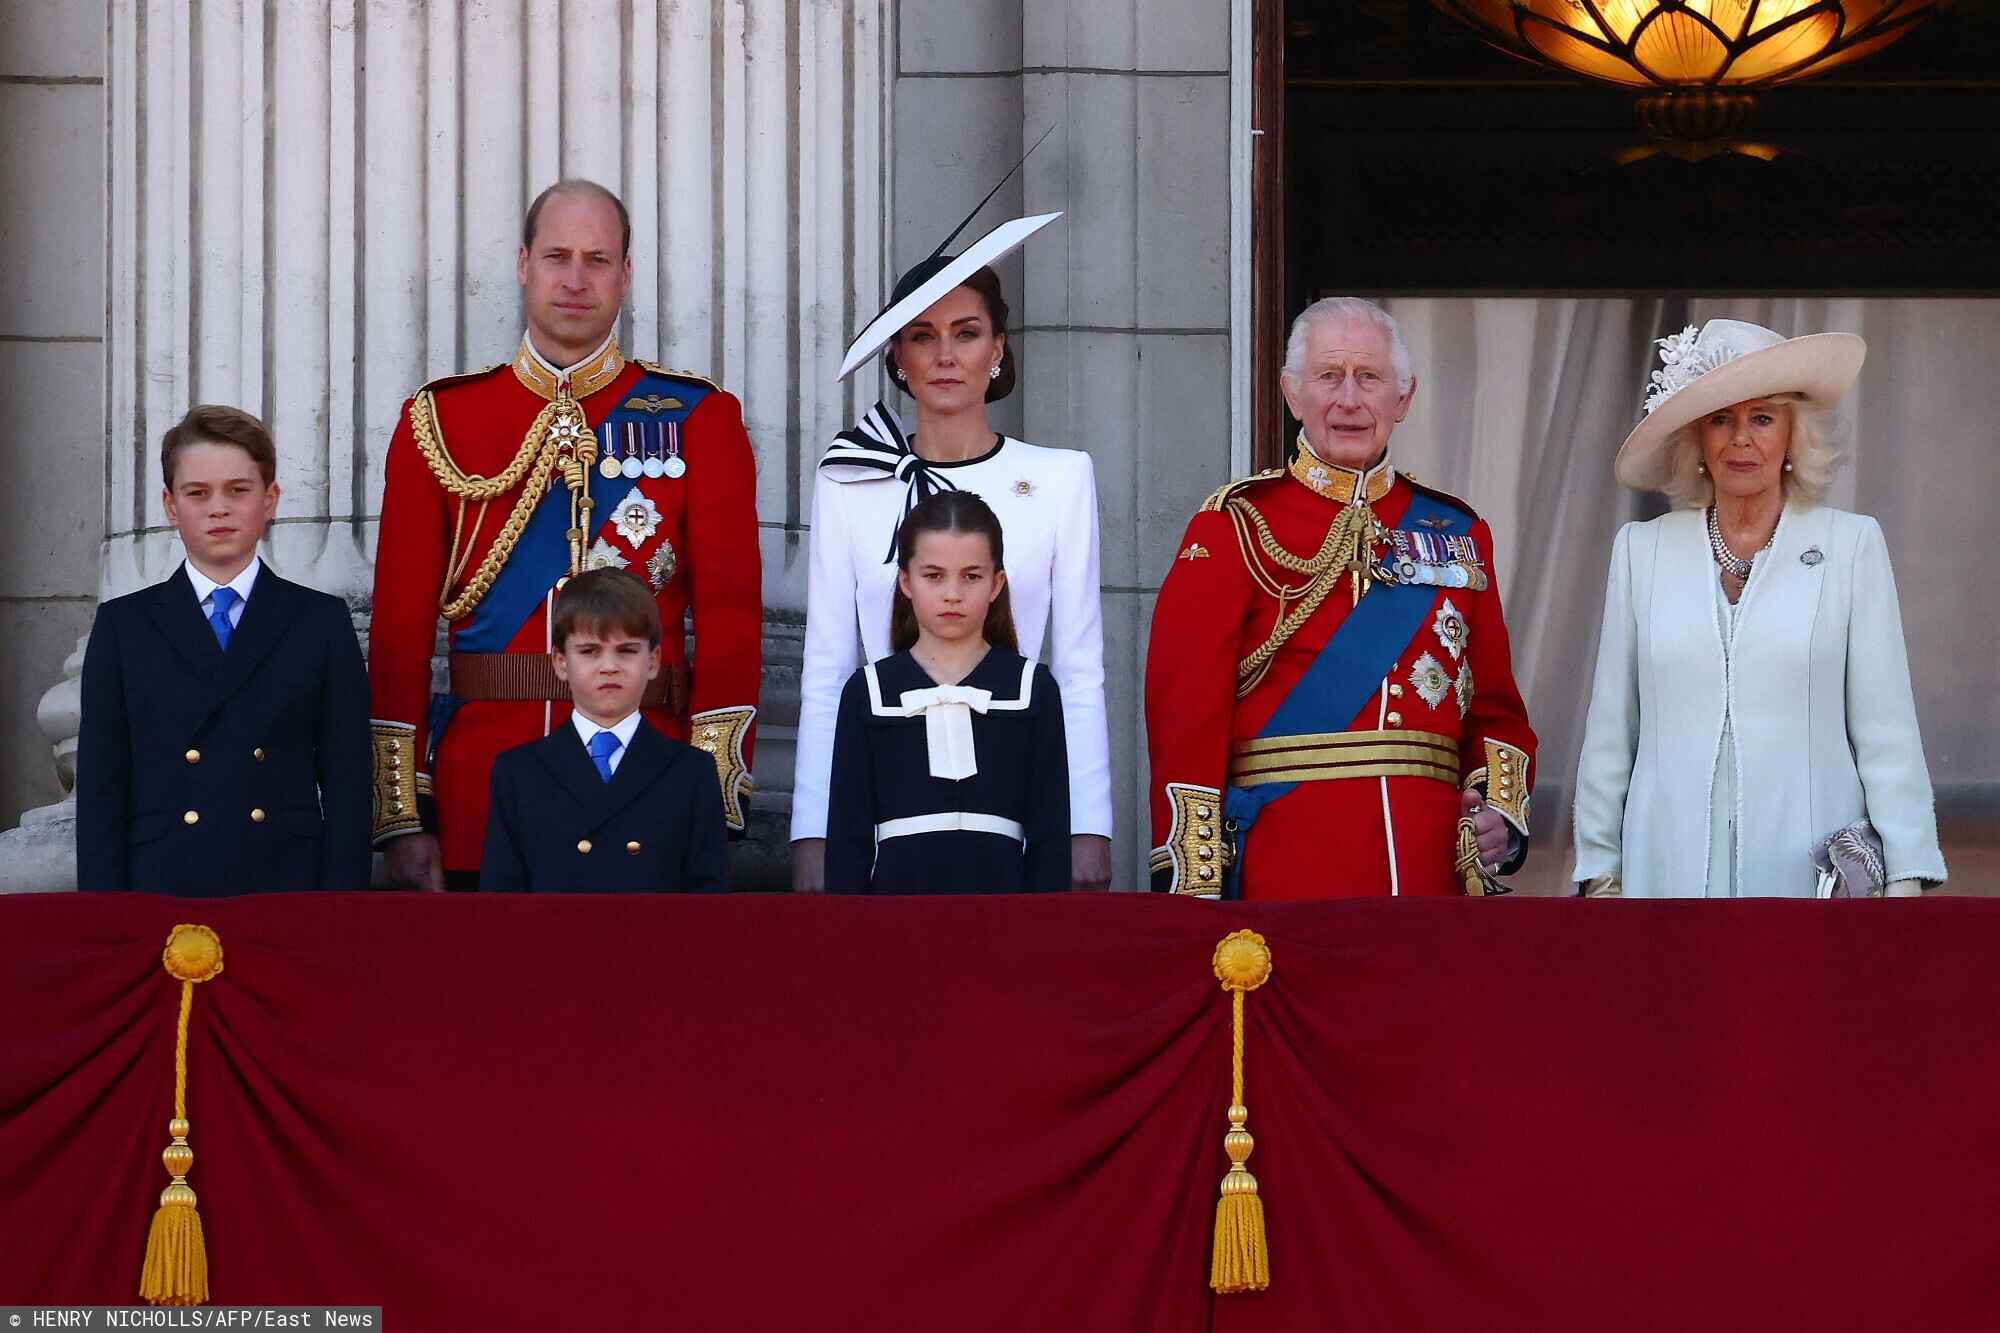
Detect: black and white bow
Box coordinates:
(819, 400, 960, 563)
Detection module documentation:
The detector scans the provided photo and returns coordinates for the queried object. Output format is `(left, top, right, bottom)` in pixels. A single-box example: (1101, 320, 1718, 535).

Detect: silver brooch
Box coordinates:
(1801, 546, 1824, 567)
(1013, 478, 1033, 497)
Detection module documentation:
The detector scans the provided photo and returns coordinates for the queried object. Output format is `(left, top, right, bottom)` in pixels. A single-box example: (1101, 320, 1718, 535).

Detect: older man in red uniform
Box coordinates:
(370, 180, 762, 890)
(1146, 297, 1535, 899)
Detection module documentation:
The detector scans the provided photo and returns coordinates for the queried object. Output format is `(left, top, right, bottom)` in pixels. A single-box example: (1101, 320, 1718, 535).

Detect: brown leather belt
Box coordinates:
(449, 653, 687, 712)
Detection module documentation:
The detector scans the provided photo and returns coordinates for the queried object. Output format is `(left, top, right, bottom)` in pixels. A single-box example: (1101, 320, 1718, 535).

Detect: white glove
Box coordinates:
(1884, 878, 1923, 898)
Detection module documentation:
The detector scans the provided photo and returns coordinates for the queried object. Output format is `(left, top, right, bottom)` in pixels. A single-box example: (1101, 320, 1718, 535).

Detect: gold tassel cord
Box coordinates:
(139, 924, 225, 1307)
(1210, 929, 1273, 1294)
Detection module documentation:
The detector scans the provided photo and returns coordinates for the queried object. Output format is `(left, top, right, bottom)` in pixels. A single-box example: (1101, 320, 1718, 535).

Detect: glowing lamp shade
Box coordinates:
(1432, 1, 1939, 89)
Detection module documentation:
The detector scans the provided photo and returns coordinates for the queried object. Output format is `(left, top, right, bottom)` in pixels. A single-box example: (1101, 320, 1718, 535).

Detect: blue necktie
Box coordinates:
(587, 729, 621, 783)
(207, 586, 239, 651)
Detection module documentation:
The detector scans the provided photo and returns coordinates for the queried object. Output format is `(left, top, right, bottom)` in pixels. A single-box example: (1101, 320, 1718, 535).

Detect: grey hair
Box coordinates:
(1281, 296, 1414, 393)
(1659, 392, 1841, 509)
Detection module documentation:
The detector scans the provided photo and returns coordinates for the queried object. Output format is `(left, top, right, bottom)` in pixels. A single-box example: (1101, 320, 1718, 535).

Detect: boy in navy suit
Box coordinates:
(77, 405, 372, 894)
(480, 569, 729, 892)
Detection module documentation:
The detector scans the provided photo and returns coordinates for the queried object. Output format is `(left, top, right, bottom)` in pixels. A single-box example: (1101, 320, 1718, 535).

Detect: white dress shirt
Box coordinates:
(184, 555, 262, 630)
(792, 436, 1112, 841)
(571, 708, 643, 776)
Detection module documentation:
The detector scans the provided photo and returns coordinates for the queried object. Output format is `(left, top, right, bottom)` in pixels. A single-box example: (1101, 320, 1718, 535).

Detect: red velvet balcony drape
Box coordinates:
(3, 893, 1996, 1330)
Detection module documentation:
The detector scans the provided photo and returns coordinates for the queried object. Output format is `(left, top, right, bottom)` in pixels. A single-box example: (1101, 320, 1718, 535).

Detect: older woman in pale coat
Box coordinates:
(1571, 319, 1946, 898)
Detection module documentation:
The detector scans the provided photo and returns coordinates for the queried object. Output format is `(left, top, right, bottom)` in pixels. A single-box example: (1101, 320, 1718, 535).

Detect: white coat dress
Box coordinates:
(791, 432, 1112, 843)
(1570, 501, 1946, 897)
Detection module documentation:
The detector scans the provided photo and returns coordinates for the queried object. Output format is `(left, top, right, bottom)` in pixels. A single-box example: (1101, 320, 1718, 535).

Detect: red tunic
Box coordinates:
(1145, 452, 1535, 898)
(369, 338, 763, 873)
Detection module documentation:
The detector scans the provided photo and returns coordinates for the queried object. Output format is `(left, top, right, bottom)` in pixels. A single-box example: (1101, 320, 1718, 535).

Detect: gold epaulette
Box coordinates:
(1400, 473, 1482, 525)
(414, 362, 507, 398)
(634, 360, 721, 392)
(1198, 468, 1284, 513)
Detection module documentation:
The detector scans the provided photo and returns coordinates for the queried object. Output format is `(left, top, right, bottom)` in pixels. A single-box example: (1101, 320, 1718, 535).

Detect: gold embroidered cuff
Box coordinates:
(1464, 739, 1531, 836)
(1159, 782, 1230, 898)
(691, 706, 756, 832)
(370, 720, 429, 844)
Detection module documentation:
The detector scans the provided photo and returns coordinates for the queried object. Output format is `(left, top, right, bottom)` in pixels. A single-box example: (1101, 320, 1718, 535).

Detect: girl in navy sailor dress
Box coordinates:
(825, 492, 1071, 894)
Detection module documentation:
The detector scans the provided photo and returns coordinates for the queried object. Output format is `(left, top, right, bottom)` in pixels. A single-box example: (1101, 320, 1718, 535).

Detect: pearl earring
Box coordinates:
(988, 363, 1002, 381)
(1783, 459, 1793, 472)
(1697, 462, 1706, 474)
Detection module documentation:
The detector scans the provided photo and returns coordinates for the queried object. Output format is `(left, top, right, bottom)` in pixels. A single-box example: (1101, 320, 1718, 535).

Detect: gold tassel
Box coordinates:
(139, 924, 225, 1307)
(1210, 929, 1273, 1294)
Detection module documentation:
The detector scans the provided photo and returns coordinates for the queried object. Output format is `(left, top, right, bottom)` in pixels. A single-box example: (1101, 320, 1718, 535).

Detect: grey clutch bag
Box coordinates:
(1811, 820, 1887, 899)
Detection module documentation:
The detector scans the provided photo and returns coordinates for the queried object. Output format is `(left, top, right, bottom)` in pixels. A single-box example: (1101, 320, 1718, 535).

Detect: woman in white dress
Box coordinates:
(791, 217, 1113, 891)
(1570, 319, 1945, 899)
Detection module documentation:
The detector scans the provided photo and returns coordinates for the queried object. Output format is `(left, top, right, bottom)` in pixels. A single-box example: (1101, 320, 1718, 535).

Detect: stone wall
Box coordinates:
(0, 2, 104, 843)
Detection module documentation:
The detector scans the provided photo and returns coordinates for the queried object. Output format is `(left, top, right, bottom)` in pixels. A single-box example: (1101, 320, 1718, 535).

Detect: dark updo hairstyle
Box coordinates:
(882, 262, 1017, 403)
(889, 490, 1020, 654)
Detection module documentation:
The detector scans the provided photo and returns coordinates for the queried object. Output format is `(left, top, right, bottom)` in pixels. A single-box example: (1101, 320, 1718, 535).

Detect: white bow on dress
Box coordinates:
(896, 684, 993, 780)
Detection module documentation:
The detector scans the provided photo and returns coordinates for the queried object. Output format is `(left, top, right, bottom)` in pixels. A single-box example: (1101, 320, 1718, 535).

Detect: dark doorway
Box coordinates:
(1251, 0, 2000, 467)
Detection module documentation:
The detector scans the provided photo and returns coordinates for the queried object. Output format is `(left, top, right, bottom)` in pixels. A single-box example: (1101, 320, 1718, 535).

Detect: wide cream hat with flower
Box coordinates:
(1616, 319, 1865, 491)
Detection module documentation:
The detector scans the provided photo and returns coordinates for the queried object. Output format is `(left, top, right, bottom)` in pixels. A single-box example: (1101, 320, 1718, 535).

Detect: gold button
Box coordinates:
(1386, 711, 1403, 728)
(386, 756, 400, 770)
(182, 810, 199, 826)
(184, 749, 201, 764)
(252, 747, 265, 762)
(1198, 866, 1215, 881)
(1194, 805, 1211, 820)
(389, 801, 404, 815)
(1196, 825, 1213, 840)
(1198, 847, 1213, 862)
(702, 727, 718, 742)
(577, 839, 593, 854)
(626, 841, 641, 855)
(1388, 684, 1404, 699)
(250, 808, 266, 823)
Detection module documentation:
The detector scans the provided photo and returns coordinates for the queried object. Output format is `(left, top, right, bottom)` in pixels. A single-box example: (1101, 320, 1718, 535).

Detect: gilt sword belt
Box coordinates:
(1227, 728, 1459, 789)
(448, 652, 687, 712)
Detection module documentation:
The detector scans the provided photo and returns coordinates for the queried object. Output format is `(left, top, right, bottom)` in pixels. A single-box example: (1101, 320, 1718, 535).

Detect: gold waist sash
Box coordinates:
(1227, 728, 1459, 789)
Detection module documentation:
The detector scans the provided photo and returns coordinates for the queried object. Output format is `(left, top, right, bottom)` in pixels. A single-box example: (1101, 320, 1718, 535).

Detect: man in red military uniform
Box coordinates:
(370, 179, 762, 890)
(1146, 297, 1535, 899)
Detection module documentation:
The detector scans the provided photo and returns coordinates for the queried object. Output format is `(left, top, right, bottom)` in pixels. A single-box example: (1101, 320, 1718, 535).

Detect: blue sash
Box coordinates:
(453, 373, 709, 652)
(1219, 488, 1468, 898)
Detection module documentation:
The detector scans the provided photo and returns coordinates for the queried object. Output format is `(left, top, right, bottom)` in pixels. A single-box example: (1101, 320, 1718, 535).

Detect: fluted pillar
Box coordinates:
(104, 0, 891, 605)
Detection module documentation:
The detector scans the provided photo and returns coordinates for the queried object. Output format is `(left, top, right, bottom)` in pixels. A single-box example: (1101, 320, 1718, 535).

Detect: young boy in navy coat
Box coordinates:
(479, 569, 729, 892)
(76, 405, 373, 894)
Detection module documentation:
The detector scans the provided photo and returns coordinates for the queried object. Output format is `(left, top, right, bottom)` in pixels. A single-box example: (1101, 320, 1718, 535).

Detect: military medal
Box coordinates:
(662, 421, 687, 478)
(622, 424, 646, 479)
(642, 425, 667, 478)
(597, 425, 624, 479)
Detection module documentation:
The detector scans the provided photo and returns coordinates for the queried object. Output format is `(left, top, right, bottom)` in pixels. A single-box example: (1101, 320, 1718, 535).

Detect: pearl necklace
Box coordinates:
(1706, 505, 1773, 580)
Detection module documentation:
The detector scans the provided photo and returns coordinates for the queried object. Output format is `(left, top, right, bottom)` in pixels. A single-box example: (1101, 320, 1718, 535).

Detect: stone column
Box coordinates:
(4, 0, 893, 890)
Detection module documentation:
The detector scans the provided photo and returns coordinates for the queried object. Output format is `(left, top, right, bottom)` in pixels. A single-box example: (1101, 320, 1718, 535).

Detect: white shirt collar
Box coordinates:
(570, 707, 642, 751)
(185, 555, 262, 608)
(525, 330, 617, 382)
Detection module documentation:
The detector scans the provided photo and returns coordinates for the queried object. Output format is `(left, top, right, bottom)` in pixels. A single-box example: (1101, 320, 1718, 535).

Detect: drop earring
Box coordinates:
(1783, 458, 1793, 472)
(1696, 462, 1706, 474)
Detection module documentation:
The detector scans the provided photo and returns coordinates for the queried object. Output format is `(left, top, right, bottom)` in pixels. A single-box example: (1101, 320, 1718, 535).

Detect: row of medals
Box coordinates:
(596, 429, 687, 481)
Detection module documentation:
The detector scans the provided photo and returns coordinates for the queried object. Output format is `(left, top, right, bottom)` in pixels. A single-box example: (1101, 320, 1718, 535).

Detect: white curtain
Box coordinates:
(1378, 297, 2000, 894)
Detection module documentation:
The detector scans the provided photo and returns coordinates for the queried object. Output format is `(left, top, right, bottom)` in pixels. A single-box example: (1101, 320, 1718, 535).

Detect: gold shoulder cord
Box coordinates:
(1225, 496, 1385, 697)
(408, 391, 564, 621)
